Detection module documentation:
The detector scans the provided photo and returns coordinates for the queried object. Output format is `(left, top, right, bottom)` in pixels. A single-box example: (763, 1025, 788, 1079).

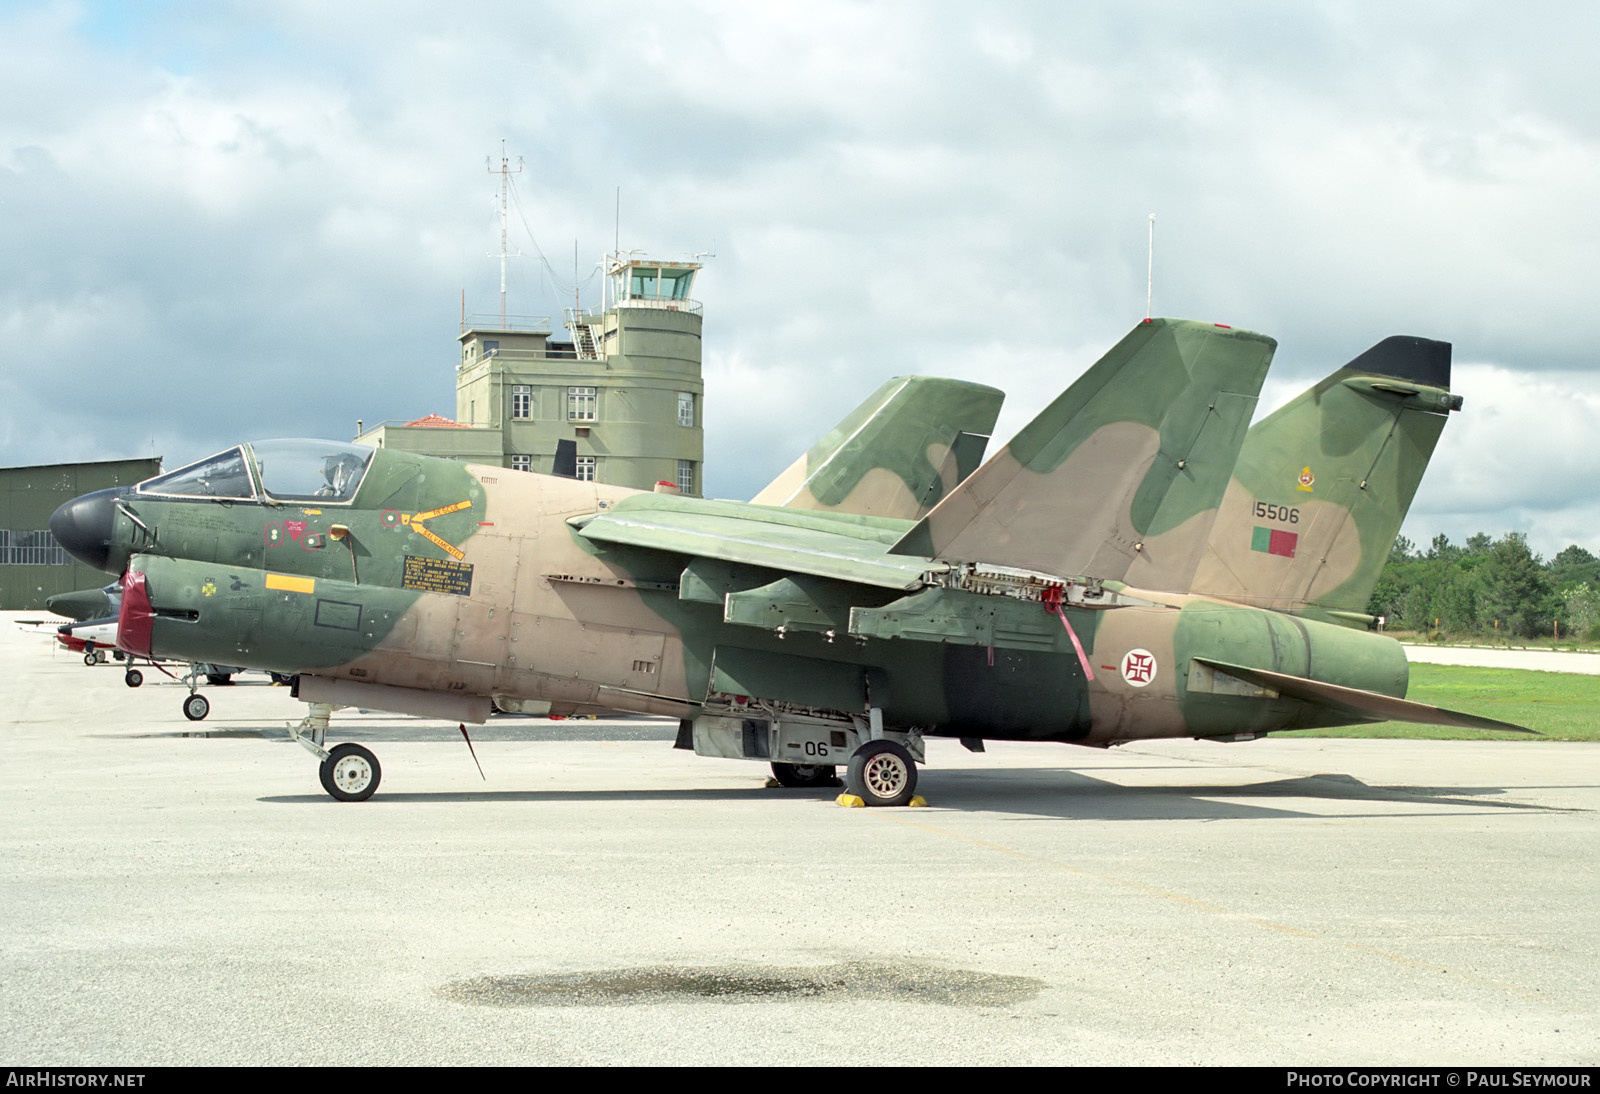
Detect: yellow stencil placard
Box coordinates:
(405, 498, 472, 561)
(265, 573, 316, 594)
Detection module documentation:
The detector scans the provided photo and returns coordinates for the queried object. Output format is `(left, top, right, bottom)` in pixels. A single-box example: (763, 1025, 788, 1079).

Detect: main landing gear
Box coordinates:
(290, 702, 382, 802)
(757, 708, 923, 807)
(844, 739, 919, 807)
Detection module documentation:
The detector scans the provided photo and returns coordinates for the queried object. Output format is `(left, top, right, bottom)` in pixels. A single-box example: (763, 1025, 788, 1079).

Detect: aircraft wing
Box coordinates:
(572, 494, 932, 590)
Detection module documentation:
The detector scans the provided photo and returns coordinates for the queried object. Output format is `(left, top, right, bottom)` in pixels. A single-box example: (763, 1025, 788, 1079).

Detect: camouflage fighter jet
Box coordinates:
(48, 318, 1526, 803)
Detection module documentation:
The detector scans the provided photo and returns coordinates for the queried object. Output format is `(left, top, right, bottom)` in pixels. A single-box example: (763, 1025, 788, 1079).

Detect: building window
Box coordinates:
(0, 530, 67, 566)
(511, 385, 532, 420)
(510, 454, 532, 472)
(568, 387, 597, 421)
(482, 340, 499, 356)
(677, 460, 694, 495)
(576, 455, 596, 482)
(677, 391, 694, 428)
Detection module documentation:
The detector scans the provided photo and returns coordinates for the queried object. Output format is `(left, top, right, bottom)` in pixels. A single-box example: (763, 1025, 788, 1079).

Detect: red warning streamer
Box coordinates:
(1041, 586, 1096, 682)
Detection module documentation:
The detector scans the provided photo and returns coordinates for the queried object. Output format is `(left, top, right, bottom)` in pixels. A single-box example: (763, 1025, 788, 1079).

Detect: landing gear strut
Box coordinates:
(178, 663, 211, 721)
(290, 702, 383, 802)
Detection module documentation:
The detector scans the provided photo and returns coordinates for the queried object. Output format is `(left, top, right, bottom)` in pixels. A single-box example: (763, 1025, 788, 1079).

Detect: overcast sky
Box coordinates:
(3, 0, 1597, 558)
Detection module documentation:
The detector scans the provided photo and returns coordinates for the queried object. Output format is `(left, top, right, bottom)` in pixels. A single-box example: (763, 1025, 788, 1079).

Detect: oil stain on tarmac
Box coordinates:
(441, 961, 1045, 1008)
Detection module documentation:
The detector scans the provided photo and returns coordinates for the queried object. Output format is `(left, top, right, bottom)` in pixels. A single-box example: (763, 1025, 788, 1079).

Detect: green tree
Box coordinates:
(1478, 532, 1553, 638)
(1426, 533, 1462, 562)
(1549, 545, 1600, 588)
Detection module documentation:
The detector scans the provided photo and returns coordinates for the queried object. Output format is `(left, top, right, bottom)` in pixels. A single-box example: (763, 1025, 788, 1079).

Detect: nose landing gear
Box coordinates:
(290, 702, 383, 802)
(319, 743, 382, 802)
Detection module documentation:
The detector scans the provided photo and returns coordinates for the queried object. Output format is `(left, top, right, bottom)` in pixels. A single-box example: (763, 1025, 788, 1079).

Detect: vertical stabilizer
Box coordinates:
(890, 318, 1275, 591)
(751, 376, 1004, 520)
(1192, 335, 1458, 616)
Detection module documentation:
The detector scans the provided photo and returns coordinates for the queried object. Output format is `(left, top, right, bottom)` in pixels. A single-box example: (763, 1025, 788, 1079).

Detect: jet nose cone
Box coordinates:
(49, 488, 124, 573)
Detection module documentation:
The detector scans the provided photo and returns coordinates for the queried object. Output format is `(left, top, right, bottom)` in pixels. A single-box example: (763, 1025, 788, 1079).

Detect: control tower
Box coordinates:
(451, 255, 705, 494)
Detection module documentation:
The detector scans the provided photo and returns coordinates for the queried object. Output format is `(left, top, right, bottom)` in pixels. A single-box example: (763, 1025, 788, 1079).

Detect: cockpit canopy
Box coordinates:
(135, 440, 375, 505)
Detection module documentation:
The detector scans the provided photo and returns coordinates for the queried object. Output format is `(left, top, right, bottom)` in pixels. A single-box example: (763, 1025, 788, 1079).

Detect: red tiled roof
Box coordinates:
(404, 414, 467, 428)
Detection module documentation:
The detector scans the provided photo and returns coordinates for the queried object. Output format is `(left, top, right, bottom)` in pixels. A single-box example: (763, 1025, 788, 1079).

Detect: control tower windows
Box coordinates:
(628, 266, 694, 302)
(568, 387, 597, 422)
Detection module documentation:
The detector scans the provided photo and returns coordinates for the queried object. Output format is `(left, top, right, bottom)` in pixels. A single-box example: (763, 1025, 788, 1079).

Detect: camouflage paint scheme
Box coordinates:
(891, 320, 1275, 594)
(1192, 336, 1457, 619)
(751, 375, 1004, 520)
(51, 319, 1524, 803)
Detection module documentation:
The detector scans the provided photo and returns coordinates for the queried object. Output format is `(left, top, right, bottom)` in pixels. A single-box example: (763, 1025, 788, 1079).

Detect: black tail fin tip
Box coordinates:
(1344, 335, 1452, 389)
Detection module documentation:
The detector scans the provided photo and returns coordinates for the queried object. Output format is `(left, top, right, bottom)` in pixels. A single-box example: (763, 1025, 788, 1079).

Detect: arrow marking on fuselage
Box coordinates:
(405, 499, 473, 561)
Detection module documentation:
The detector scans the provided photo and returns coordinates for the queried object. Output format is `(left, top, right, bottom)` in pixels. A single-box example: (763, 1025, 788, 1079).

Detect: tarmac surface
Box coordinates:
(3, 615, 1597, 1066)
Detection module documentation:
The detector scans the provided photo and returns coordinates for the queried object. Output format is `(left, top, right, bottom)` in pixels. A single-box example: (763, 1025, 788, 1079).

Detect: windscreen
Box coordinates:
(249, 439, 374, 503)
(136, 447, 256, 500)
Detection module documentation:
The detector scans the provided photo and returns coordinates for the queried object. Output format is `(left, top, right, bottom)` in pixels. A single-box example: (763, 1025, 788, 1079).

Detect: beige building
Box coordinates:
(359, 256, 705, 495)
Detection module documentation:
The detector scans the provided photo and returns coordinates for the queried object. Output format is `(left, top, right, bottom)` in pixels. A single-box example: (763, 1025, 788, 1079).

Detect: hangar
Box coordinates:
(0, 457, 160, 610)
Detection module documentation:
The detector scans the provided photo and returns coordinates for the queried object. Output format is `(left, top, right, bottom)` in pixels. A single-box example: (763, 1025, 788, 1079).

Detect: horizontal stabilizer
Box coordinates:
(752, 376, 1004, 520)
(1194, 658, 1536, 734)
(890, 319, 1275, 592)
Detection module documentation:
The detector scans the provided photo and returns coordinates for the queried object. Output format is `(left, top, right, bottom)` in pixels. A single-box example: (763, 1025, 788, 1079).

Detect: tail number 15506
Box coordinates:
(1253, 501, 1300, 524)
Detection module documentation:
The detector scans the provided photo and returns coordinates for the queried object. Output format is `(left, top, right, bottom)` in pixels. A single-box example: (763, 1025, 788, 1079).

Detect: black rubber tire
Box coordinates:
(845, 740, 918, 807)
(83, 650, 97, 666)
(770, 762, 841, 789)
(125, 669, 143, 688)
(182, 693, 210, 721)
(319, 743, 381, 802)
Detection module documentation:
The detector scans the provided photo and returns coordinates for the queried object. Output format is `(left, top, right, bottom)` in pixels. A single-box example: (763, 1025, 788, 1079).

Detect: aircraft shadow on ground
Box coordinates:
(912, 767, 1574, 821)
(259, 766, 1572, 821)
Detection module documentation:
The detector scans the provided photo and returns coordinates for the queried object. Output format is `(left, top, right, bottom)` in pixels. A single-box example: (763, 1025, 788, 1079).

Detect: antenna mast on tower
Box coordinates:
(487, 140, 523, 326)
